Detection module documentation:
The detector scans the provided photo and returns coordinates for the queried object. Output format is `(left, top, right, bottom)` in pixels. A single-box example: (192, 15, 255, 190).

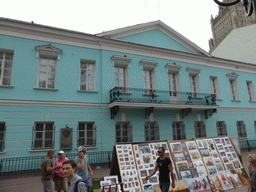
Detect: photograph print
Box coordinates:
(200, 148, 210, 157)
(190, 151, 200, 160)
(179, 169, 192, 179)
(186, 175, 212, 192)
(171, 142, 183, 153)
(186, 141, 197, 151)
(138, 144, 151, 154)
(173, 152, 186, 162)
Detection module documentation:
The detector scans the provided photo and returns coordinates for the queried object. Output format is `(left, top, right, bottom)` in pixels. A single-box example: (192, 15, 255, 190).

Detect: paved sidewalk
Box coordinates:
(0, 150, 254, 192)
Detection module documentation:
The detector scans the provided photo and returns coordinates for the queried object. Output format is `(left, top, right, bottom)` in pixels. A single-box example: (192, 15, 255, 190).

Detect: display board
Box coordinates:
(116, 144, 141, 192)
(111, 137, 248, 192)
(132, 141, 178, 191)
(169, 140, 207, 180)
(195, 138, 225, 175)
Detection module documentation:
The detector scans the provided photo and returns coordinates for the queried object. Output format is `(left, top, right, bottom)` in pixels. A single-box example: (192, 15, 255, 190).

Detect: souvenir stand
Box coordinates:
(108, 137, 249, 192)
(110, 141, 178, 192)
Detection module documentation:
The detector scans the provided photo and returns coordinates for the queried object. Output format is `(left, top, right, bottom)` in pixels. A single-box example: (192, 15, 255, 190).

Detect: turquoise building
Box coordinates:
(0, 18, 256, 159)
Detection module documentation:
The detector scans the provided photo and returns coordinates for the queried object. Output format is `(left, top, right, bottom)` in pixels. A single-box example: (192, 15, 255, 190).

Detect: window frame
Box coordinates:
(80, 59, 96, 92)
(115, 121, 132, 143)
(141, 60, 157, 95)
(145, 121, 159, 141)
(0, 50, 14, 86)
(32, 121, 55, 150)
(237, 121, 247, 138)
(187, 67, 201, 98)
(227, 73, 240, 101)
(172, 121, 186, 140)
(216, 121, 227, 136)
(37, 54, 58, 89)
(246, 81, 256, 102)
(78, 122, 96, 147)
(195, 121, 206, 138)
(0, 122, 6, 152)
(210, 76, 221, 99)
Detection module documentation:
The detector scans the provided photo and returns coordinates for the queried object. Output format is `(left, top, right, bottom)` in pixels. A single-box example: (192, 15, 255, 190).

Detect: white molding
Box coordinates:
(227, 72, 239, 79)
(166, 63, 182, 73)
(36, 44, 62, 60)
(187, 67, 201, 74)
(140, 60, 158, 71)
(1, 18, 256, 74)
(0, 99, 109, 108)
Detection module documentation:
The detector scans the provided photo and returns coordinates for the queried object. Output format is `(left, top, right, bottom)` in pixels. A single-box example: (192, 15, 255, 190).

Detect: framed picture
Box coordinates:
(104, 175, 119, 184)
(200, 148, 210, 157)
(173, 152, 186, 162)
(177, 161, 189, 171)
(186, 141, 197, 151)
(190, 151, 200, 160)
(138, 144, 151, 154)
(186, 175, 212, 192)
(171, 143, 183, 153)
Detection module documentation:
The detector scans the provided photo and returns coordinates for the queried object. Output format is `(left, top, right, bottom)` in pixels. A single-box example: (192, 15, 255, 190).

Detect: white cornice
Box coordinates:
(112, 55, 132, 63)
(1, 18, 256, 74)
(0, 99, 109, 108)
(187, 67, 201, 74)
(226, 72, 239, 79)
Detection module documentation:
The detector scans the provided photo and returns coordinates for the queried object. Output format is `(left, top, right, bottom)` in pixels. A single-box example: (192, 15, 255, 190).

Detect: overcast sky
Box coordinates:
(1, 0, 220, 52)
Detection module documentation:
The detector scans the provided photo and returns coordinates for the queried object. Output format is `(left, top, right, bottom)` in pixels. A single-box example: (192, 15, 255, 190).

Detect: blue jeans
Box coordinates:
(160, 182, 170, 192)
(84, 178, 90, 185)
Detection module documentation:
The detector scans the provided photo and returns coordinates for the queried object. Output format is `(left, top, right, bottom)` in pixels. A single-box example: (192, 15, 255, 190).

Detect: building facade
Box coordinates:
(209, 0, 256, 52)
(1, 18, 256, 160)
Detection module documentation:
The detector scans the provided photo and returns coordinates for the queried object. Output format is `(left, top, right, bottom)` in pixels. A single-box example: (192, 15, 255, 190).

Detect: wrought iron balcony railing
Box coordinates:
(110, 87, 216, 106)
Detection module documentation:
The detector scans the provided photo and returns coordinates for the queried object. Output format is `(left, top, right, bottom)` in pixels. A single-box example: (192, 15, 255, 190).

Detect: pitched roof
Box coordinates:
(211, 23, 256, 64)
(96, 20, 211, 57)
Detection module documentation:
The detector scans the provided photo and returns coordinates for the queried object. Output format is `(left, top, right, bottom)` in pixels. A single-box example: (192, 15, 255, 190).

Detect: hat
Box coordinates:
(78, 146, 87, 152)
(58, 150, 64, 154)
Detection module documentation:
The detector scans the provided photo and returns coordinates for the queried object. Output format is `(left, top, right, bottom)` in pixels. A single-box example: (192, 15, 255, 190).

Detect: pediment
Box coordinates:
(96, 20, 211, 56)
(227, 72, 239, 79)
(35, 44, 62, 54)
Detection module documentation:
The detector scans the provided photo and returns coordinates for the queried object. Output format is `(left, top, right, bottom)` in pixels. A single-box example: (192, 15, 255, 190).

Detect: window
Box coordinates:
(80, 60, 96, 91)
(0, 51, 13, 86)
(237, 121, 247, 138)
(247, 81, 256, 101)
(78, 122, 96, 147)
(145, 122, 159, 141)
(112, 56, 131, 92)
(115, 66, 126, 88)
(35, 44, 62, 89)
(172, 121, 186, 140)
(141, 60, 157, 95)
(217, 121, 227, 136)
(144, 69, 154, 94)
(195, 121, 206, 138)
(187, 67, 201, 98)
(166, 63, 182, 103)
(38, 55, 57, 89)
(210, 76, 221, 99)
(227, 73, 239, 101)
(0, 122, 6, 152)
(32, 122, 55, 150)
(116, 122, 132, 142)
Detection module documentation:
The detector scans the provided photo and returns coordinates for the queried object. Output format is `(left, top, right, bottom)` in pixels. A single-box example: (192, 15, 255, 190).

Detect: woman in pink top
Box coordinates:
(54, 150, 69, 192)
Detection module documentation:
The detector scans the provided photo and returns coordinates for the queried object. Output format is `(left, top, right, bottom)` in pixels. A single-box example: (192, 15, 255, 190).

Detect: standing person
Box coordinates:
(145, 147, 175, 192)
(41, 150, 58, 192)
(248, 154, 256, 192)
(75, 146, 93, 185)
(54, 150, 69, 192)
(63, 160, 87, 192)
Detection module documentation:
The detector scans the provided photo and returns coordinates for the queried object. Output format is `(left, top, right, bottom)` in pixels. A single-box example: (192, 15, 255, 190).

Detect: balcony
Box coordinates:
(109, 87, 218, 119)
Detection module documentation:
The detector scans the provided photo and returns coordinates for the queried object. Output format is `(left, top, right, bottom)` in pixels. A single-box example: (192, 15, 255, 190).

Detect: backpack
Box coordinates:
(74, 179, 94, 192)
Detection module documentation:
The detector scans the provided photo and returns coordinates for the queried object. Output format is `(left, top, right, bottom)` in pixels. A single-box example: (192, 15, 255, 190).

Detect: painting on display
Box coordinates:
(196, 138, 224, 175)
(133, 142, 177, 190)
(185, 175, 213, 192)
(213, 137, 243, 172)
(169, 140, 207, 180)
(116, 144, 141, 192)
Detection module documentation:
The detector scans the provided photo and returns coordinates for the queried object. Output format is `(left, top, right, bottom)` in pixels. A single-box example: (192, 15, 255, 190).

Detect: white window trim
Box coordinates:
(0, 50, 14, 86)
(112, 56, 131, 90)
(187, 67, 201, 98)
(116, 121, 132, 143)
(143, 67, 156, 93)
(237, 121, 247, 138)
(37, 54, 58, 89)
(78, 122, 96, 147)
(36, 44, 62, 60)
(145, 121, 159, 141)
(217, 121, 227, 136)
(32, 122, 55, 150)
(210, 76, 221, 100)
(227, 73, 240, 101)
(80, 59, 96, 92)
(246, 81, 256, 102)
(140, 60, 158, 71)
